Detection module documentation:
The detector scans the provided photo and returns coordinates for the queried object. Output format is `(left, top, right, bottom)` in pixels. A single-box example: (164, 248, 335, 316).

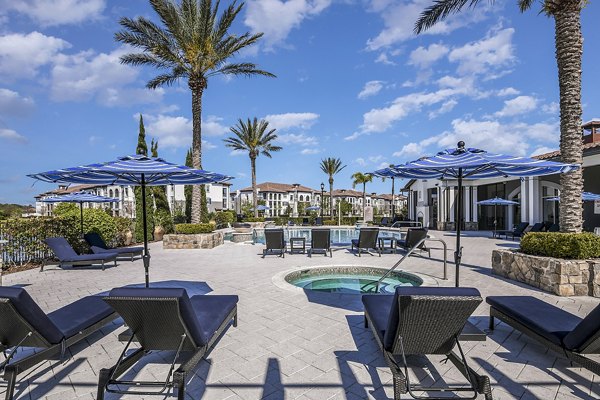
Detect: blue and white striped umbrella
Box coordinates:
(545, 192, 600, 202)
(41, 191, 119, 236)
(305, 206, 320, 211)
(371, 141, 579, 287)
(29, 155, 232, 287)
(477, 197, 519, 206)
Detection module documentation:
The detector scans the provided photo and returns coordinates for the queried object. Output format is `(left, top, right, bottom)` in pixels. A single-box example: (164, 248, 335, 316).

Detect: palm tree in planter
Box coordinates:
(320, 158, 347, 220)
(115, 0, 275, 224)
(415, 0, 584, 233)
(224, 118, 282, 218)
(351, 172, 373, 220)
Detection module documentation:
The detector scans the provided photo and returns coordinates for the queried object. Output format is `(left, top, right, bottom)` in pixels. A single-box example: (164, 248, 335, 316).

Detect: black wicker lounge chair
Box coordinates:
(487, 296, 600, 375)
(0, 287, 117, 400)
(97, 288, 238, 400)
(395, 228, 430, 257)
(497, 222, 528, 240)
(263, 228, 286, 258)
(43, 237, 117, 271)
(362, 287, 492, 400)
(527, 222, 545, 233)
(315, 217, 323, 226)
(548, 223, 560, 232)
(379, 217, 390, 227)
(351, 227, 380, 257)
(84, 232, 143, 261)
(309, 228, 332, 257)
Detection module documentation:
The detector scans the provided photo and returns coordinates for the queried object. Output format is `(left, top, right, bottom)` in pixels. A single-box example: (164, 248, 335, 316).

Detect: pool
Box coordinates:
(252, 227, 403, 245)
(285, 266, 423, 294)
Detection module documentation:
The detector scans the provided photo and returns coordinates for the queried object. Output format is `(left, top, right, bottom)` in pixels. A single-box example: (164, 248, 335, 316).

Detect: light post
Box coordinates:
(391, 177, 395, 218)
(293, 183, 299, 217)
(320, 182, 324, 218)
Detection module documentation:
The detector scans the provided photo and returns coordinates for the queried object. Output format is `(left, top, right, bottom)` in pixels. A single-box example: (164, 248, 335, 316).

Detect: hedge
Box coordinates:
(174, 223, 215, 234)
(243, 217, 265, 222)
(215, 210, 236, 228)
(520, 232, 600, 259)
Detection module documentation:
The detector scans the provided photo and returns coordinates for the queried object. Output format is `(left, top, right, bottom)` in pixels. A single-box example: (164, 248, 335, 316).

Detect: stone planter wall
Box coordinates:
(163, 232, 224, 249)
(492, 249, 600, 297)
(436, 221, 478, 231)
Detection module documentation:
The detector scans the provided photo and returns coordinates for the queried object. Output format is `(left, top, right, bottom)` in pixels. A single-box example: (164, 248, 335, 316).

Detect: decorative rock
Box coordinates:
(163, 232, 224, 249)
(231, 233, 253, 243)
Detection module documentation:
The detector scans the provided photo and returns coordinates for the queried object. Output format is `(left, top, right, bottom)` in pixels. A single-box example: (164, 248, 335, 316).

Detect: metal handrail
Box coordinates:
(373, 237, 448, 292)
(390, 221, 423, 229)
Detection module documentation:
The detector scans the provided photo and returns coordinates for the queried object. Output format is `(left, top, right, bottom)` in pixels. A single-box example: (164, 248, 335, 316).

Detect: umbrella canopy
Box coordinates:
(29, 155, 232, 287)
(251, 205, 270, 211)
(477, 197, 519, 236)
(545, 192, 600, 202)
(371, 141, 579, 287)
(305, 206, 320, 211)
(41, 191, 119, 236)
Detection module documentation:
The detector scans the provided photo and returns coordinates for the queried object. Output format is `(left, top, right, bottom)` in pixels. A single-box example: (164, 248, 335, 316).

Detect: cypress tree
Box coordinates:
(184, 148, 193, 223)
(151, 139, 174, 233)
(134, 114, 154, 242)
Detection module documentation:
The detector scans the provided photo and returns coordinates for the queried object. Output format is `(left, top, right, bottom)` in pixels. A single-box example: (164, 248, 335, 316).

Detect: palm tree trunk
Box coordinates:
(552, 0, 583, 232)
(329, 177, 334, 220)
(391, 178, 395, 217)
(362, 183, 366, 219)
(251, 156, 258, 218)
(190, 78, 205, 224)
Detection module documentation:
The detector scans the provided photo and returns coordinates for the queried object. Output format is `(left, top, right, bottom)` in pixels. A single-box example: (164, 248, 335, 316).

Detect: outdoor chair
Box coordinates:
(262, 228, 286, 258)
(309, 228, 332, 257)
(548, 223, 560, 232)
(84, 232, 143, 261)
(379, 217, 390, 227)
(351, 227, 381, 257)
(487, 296, 600, 375)
(43, 237, 118, 271)
(97, 288, 238, 400)
(302, 217, 310, 226)
(498, 222, 528, 240)
(543, 221, 554, 231)
(395, 228, 430, 257)
(0, 287, 117, 400)
(315, 217, 323, 226)
(362, 287, 492, 400)
(527, 222, 545, 233)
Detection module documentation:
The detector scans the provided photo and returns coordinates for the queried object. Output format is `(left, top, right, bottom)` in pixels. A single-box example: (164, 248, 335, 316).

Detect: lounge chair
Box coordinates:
(0, 287, 117, 400)
(263, 228, 286, 258)
(379, 217, 390, 227)
(302, 217, 310, 226)
(497, 222, 528, 240)
(543, 221, 553, 231)
(84, 232, 143, 261)
(548, 223, 560, 232)
(309, 228, 332, 257)
(351, 227, 380, 257)
(487, 296, 600, 375)
(315, 217, 323, 226)
(362, 287, 492, 400)
(43, 237, 118, 271)
(395, 228, 430, 257)
(97, 288, 238, 400)
(527, 222, 545, 233)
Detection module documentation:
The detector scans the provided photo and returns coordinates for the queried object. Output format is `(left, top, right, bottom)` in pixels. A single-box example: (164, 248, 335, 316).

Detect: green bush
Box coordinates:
(113, 217, 133, 247)
(520, 232, 600, 259)
(323, 220, 337, 226)
(243, 217, 265, 222)
(215, 210, 236, 227)
(155, 209, 174, 234)
(53, 203, 79, 216)
(175, 223, 215, 234)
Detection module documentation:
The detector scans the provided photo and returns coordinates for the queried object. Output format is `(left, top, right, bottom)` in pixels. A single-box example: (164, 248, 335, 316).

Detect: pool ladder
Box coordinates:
(369, 237, 448, 293)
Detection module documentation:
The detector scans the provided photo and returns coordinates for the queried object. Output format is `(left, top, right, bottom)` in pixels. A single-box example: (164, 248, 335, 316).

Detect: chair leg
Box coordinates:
(488, 316, 495, 331)
(174, 371, 186, 400)
(4, 366, 17, 400)
(101, 260, 105, 271)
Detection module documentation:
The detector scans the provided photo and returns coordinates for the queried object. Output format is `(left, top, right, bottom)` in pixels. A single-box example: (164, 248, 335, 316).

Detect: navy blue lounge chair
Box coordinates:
(362, 287, 492, 400)
(309, 228, 332, 257)
(84, 232, 143, 261)
(97, 288, 238, 400)
(0, 287, 117, 400)
(263, 228, 286, 258)
(487, 296, 600, 375)
(351, 227, 381, 257)
(395, 228, 430, 257)
(43, 237, 118, 271)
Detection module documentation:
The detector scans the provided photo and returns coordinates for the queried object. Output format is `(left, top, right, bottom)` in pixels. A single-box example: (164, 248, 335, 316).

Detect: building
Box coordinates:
(233, 182, 321, 217)
(404, 120, 600, 231)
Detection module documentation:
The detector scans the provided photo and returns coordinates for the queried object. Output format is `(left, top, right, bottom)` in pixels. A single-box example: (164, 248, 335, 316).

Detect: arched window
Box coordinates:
(299, 195, 304, 202)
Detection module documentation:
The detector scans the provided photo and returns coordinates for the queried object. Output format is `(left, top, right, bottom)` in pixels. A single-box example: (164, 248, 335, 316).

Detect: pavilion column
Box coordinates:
(528, 177, 541, 224)
(464, 186, 471, 222)
(472, 187, 478, 223)
(521, 178, 529, 223)
(437, 186, 442, 228)
(449, 187, 455, 223)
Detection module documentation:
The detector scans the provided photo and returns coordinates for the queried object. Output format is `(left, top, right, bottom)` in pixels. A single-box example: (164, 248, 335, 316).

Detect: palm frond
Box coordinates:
(414, 0, 483, 34)
(518, 0, 534, 12)
(209, 62, 276, 78)
(146, 73, 183, 89)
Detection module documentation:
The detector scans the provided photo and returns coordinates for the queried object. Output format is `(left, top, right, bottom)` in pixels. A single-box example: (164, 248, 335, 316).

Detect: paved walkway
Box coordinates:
(3, 231, 599, 399)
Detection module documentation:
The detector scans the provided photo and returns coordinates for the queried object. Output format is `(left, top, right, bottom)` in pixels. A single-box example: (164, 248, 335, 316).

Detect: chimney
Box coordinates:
(582, 119, 600, 144)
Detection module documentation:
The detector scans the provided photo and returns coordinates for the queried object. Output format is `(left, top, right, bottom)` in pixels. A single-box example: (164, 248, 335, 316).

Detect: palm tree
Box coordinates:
(415, 0, 583, 233)
(380, 164, 397, 217)
(116, 0, 275, 224)
(320, 158, 346, 219)
(351, 172, 373, 219)
(224, 118, 281, 218)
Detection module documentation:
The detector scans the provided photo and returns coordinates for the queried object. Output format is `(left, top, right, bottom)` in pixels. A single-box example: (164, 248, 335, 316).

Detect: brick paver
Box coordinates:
(3, 231, 599, 399)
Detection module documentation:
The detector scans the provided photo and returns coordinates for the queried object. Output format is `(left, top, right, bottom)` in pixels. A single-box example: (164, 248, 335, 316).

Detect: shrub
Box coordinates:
(520, 232, 600, 259)
(215, 210, 236, 227)
(175, 223, 215, 234)
(53, 203, 79, 216)
(323, 220, 337, 226)
(243, 217, 265, 222)
(155, 209, 174, 234)
(113, 217, 133, 247)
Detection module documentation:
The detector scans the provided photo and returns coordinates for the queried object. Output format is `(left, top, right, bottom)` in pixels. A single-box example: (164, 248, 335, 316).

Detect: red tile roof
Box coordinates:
(239, 182, 317, 193)
(533, 141, 600, 160)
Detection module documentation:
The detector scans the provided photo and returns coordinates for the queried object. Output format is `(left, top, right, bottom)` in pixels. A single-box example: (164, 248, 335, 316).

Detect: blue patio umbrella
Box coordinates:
(29, 155, 232, 287)
(372, 141, 578, 287)
(305, 206, 320, 211)
(545, 192, 600, 202)
(41, 191, 119, 236)
(251, 205, 270, 211)
(477, 197, 519, 236)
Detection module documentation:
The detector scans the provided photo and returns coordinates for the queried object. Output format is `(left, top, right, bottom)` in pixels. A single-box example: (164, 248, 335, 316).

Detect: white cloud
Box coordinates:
(428, 99, 457, 119)
(494, 95, 538, 117)
(202, 115, 229, 136)
(375, 52, 396, 65)
(0, 89, 35, 117)
(50, 47, 163, 106)
(244, 0, 332, 50)
(369, 155, 384, 163)
(358, 81, 385, 99)
(355, 157, 367, 166)
(542, 101, 559, 115)
(237, 172, 247, 177)
(264, 112, 319, 130)
(300, 148, 320, 155)
(0, 32, 70, 80)
(448, 28, 515, 76)
(0, 128, 27, 143)
(141, 114, 226, 149)
(276, 133, 318, 147)
(408, 43, 449, 68)
(1, 0, 105, 26)
(530, 146, 556, 157)
(393, 142, 424, 157)
(230, 150, 246, 156)
(497, 87, 520, 97)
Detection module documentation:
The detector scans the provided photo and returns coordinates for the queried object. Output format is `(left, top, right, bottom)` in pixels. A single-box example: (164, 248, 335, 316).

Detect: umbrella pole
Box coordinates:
(494, 204, 497, 238)
(79, 203, 84, 238)
(141, 174, 150, 288)
(455, 170, 463, 287)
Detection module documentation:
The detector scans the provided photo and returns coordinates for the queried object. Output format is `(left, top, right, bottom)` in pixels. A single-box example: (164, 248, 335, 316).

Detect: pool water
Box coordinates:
(253, 228, 403, 245)
(286, 267, 422, 294)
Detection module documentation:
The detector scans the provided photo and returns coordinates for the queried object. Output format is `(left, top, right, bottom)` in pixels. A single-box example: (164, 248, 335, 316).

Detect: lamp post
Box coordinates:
(391, 177, 395, 218)
(320, 182, 324, 218)
(293, 183, 299, 217)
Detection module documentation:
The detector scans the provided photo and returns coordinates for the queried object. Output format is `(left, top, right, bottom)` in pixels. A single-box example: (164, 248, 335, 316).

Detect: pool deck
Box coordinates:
(3, 230, 599, 399)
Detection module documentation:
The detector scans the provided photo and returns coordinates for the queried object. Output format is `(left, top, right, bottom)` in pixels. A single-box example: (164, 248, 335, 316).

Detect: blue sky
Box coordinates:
(1, 0, 599, 205)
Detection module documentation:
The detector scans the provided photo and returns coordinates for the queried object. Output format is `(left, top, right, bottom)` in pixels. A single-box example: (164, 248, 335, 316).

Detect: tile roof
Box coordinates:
(36, 184, 103, 198)
(533, 141, 600, 160)
(239, 182, 317, 193)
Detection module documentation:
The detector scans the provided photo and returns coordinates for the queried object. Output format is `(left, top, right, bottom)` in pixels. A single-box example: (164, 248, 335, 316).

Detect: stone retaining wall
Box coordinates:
(492, 249, 600, 297)
(163, 232, 224, 249)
